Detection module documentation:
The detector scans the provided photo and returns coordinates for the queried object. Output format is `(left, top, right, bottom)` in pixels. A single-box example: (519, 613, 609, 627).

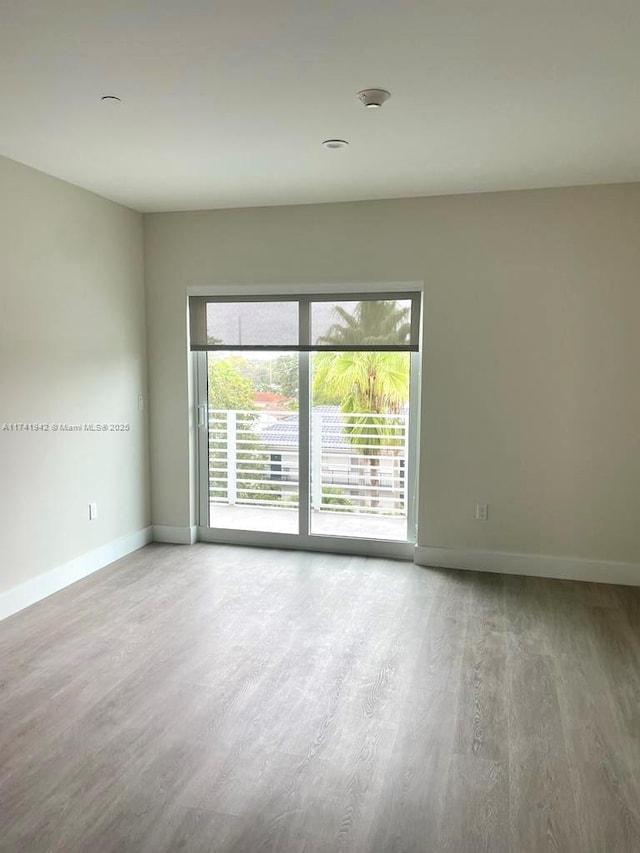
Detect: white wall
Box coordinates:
(144, 184, 640, 573)
(0, 155, 150, 597)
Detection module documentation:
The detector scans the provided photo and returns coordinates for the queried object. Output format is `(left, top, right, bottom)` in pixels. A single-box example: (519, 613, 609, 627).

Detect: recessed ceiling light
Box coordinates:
(322, 139, 349, 149)
(357, 89, 391, 109)
(101, 95, 122, 103)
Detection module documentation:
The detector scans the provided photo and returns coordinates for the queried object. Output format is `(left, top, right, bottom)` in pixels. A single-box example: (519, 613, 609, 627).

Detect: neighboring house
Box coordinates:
(257, 406, 407, 511)
(253, 391, 291, 410)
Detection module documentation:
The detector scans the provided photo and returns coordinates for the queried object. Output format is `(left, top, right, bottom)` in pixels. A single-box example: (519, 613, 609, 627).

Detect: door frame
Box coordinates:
(192, 284, 422, 560)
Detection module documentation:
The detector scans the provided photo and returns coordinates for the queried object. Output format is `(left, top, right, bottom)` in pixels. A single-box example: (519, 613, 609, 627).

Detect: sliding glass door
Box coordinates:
(206, 349, 300, 534)
(192, 293, 420, 552)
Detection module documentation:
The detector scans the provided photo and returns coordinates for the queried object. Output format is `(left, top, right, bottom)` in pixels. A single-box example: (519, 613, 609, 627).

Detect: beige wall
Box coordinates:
(0, 155, 149, 594)
(145, 184, 640, 565)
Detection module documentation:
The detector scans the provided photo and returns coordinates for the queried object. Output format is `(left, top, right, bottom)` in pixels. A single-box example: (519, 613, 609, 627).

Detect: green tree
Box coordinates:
(286, 486, 353, 512)
(272, 354, 299, 401)
(313, 351, 409, 508)
(318, 300, 411, 347)
(207, 356, 277, 505)
(313, 301, 411, 508)
(236, 358, 273, 392)
(207, 356, 256, 410)
(313, 350, 409, 414)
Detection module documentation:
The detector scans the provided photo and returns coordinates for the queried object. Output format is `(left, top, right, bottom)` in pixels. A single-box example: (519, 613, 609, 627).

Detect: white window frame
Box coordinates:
(190, 282, 423, 560)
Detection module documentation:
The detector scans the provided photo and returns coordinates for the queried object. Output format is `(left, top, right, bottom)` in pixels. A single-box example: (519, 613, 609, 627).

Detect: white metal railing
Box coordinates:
(208, 408, 408, 518)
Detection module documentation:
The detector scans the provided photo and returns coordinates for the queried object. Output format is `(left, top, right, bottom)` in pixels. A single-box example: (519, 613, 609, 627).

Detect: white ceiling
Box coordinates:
(1, 0, 640, 212)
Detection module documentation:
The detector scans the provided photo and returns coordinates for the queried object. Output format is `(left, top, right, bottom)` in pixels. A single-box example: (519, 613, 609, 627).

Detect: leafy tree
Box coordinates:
(313, 350, 408, 413)
(313, 301, 410, 508)
(207, 356, 277, 505)
(320, 486, 354, 512)
(207, 356, 256, 410)
(236, 358, 273, 392)
(235, 354, 299, 402)
(272, 354, 298, 401)
(285, 486, 353, 512)
(318, 300, 411, 347)
(313, 351, 409, 508)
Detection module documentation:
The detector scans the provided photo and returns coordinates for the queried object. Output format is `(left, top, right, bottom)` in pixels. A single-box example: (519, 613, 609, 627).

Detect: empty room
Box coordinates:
(1, 1, 639, 851)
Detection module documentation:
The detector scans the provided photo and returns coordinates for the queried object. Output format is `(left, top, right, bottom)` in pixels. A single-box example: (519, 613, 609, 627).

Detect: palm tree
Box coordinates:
(313, 350, 409, 415)
(313, 302, 411, 508)
(317, 300, 411, 347)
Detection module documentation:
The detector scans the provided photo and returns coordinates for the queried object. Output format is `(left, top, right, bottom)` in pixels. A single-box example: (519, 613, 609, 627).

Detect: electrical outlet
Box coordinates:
(475, 503, 488, 521)
(89, 502, 98, 521)
(138, 395, 144, 412)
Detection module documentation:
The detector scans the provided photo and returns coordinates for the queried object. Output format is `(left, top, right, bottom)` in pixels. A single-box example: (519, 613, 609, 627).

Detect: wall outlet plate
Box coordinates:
(89, 502, 98, 521)
(476, 503, 489, 521)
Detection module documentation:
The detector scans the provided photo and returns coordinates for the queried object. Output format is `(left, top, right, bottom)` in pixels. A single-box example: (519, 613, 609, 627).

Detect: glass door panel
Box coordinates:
(207, 351, 299, 534)
(309, 351, 410, 541)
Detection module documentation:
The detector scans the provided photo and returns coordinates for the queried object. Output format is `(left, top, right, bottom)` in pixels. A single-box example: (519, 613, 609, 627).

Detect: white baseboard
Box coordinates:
(414, 546, 640, 586)
(0, 526, 153, 623)
(152, 525, 198, 545)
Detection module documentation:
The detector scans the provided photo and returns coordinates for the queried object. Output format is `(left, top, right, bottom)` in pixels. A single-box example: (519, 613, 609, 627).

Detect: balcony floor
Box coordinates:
(209, 503, 407, 541)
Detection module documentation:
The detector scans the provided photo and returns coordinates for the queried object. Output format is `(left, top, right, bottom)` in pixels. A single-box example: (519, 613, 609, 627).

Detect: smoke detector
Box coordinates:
(357, 88, 391, 109)
(322, 139, 349, 149)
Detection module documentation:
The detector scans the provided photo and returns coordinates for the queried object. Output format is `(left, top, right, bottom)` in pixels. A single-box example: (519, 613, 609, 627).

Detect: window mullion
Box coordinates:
(298, 300, 310, 536)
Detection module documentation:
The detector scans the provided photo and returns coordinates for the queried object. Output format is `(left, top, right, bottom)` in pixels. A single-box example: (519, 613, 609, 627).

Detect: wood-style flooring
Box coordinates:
(1, 543, 639, 852)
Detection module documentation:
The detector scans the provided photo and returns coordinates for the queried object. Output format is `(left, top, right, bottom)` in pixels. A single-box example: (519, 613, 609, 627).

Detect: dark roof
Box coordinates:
(257, 406, 407, 449)
(257, 406, 342, 449)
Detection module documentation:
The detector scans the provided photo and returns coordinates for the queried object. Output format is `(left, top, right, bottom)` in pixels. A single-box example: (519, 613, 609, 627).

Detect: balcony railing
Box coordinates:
(208, 408, 409, 518)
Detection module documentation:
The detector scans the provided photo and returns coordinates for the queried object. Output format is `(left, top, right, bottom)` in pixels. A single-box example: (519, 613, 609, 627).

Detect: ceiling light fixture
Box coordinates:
(357, 88, 391, 109)
(322, 139, 349, 149)
(101, 95, 122, 103)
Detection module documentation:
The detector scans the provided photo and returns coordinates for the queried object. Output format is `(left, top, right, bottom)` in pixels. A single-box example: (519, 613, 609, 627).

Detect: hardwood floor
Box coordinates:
(1, 544, 639, 852)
